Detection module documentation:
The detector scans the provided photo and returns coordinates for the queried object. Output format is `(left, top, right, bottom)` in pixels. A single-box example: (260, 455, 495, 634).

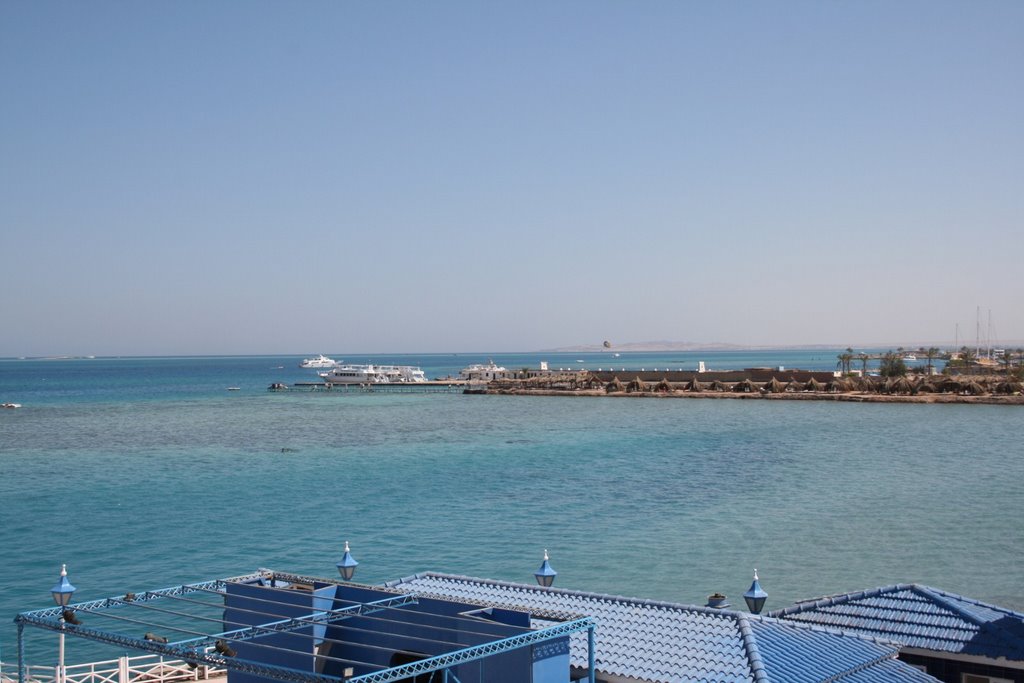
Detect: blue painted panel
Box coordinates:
(532, 638, 571, 683)
(225, 582, 321, 683)
(320, 584, 537, 682)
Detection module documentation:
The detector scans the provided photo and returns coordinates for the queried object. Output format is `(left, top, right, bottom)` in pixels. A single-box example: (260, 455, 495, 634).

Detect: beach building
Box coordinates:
(770, 584, 1024, 683)
(15, 568, 939, 683)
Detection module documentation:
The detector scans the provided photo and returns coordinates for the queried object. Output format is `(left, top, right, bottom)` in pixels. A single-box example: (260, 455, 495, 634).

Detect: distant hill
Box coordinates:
(545, 341, 752, 352)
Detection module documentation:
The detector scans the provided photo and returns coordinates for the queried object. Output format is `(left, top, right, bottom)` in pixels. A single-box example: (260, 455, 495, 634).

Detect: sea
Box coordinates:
(1, 350, 1021, 667)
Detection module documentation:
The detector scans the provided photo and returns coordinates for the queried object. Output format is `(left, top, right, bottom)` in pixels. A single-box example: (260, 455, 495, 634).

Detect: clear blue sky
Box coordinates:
(2, 1, 1021, 355)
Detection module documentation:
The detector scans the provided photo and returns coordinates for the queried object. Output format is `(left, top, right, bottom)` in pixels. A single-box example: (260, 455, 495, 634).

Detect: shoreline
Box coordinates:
(478, 369, 1023, 404)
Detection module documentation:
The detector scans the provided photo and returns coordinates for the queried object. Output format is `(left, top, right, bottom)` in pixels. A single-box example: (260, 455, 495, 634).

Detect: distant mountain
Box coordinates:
(544, 341, 751, 352)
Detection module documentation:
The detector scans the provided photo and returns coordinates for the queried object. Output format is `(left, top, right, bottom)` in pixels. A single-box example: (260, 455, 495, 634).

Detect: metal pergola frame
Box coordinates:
(14, 570, 597, 683)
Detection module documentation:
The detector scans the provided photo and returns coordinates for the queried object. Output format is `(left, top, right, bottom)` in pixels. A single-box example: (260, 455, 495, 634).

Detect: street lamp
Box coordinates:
(336, 541, 358, 581)
(743, 569, 768, 615)
(50, 564, 76, 683)
(534, 550, 557, 588)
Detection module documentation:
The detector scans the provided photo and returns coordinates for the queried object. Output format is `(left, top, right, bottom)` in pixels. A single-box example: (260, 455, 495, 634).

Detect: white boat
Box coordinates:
(459, 360, 508, 381)
(378, 365, 427, 383)
(319, 364, 426, 384)
(902, 354, 917, 362)
(299, 354, 338, 369)
(2, 402, 21, 409)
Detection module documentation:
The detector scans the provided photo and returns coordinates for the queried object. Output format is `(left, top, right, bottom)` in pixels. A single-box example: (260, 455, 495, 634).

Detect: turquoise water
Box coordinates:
(0, 353, 1019, 665)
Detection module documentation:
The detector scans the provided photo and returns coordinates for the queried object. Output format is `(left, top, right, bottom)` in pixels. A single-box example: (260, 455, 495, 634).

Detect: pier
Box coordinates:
(284, 380, 468, 394)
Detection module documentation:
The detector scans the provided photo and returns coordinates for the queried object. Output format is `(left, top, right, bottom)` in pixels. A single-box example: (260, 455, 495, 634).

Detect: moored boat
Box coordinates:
(299, 354, 338, 369)
(319, 364, 427, 384)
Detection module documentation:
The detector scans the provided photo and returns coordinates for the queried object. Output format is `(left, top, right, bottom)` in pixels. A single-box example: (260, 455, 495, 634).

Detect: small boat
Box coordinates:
(902, 354, 917, 362)
(2, 402, 22, 409)
(227, 387, 241, 391)
(300, 354, 339, 369)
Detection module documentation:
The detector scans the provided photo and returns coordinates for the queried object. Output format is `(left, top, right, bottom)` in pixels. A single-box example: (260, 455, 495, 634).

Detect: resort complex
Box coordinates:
(9, 562, 1024, 683)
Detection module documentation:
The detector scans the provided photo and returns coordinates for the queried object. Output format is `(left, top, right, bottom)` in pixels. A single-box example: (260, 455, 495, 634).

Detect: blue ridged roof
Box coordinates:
(384, 573, 937, 683)
(769, 584, 1024, 662)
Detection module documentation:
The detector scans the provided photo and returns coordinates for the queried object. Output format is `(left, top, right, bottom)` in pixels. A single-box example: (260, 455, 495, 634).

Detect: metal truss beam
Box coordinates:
(17, 571, 269, 621)
(175, 594, 421, 649)
(348, 617, 595, 683)
(14, 570, 597, 683)
(14, 612, 340, 683)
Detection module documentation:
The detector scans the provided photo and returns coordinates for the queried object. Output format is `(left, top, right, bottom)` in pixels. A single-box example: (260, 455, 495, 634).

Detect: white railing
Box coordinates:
(0, 655, 224, 683)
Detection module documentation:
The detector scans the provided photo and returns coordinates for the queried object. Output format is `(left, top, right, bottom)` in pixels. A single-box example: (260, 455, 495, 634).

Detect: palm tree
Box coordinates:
(858, 353, 870, 375)
(879, 351, 908, 378)
(923, 347, 940, 374)
(836, 349, 854, 375)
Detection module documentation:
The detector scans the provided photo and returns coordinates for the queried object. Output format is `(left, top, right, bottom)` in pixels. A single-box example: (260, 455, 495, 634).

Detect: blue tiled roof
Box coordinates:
(383, 573, 937, 683)
(769, 584, 1024, 662)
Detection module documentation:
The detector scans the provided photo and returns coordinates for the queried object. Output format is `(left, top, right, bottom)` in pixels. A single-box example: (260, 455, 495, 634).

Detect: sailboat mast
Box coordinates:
(987, 309, 992, 359)
(976, 306, 981, 358)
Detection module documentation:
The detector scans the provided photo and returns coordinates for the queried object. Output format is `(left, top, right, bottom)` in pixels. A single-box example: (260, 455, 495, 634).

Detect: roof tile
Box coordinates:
(384, 573, 936, 682)
(770, 584, 1024, 662)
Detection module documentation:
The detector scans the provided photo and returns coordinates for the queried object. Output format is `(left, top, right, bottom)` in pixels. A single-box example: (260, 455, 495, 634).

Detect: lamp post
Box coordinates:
(534, 550, 557, 588)
(336, 541, 358, 581)
(50, 564, 76, 683)
(743, 569, 767, 615)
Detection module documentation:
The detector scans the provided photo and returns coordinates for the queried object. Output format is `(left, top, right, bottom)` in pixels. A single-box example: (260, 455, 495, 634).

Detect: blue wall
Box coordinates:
(224, 580, 337, 683)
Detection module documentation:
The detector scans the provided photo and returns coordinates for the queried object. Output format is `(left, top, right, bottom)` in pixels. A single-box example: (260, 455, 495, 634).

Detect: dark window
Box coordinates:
(388, 651, 434, 683)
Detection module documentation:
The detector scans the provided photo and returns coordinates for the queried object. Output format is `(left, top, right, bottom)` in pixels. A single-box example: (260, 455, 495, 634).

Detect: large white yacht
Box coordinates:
(299, 354, 339, 369)
(319, 364, 427, 384)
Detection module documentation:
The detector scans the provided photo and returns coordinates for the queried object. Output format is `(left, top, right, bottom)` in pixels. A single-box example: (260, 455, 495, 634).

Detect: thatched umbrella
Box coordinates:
(684, 377, 705, 392)
(763, 377, 785, 394)
(733, 378, 757, 393)
(626, 376, 647, 393)
(654, 378, 674, 393)
(606, 377, 625, 393)
(826, 378, 850, 393)
(785, 378, 805, 392)
(806, 377, 825, 392)
(963, 381, 987, 396)
(994, 380, 1022, 395)
(915, 380, 937, 394)
(939, 378, 963, 394)
(852, 376, 875, 392)
(888, 376, 914, 395)
(708, 380, 728, 392)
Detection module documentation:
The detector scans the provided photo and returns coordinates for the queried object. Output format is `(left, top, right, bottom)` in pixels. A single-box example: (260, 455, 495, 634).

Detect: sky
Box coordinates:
(1, 1, 1022, 356)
